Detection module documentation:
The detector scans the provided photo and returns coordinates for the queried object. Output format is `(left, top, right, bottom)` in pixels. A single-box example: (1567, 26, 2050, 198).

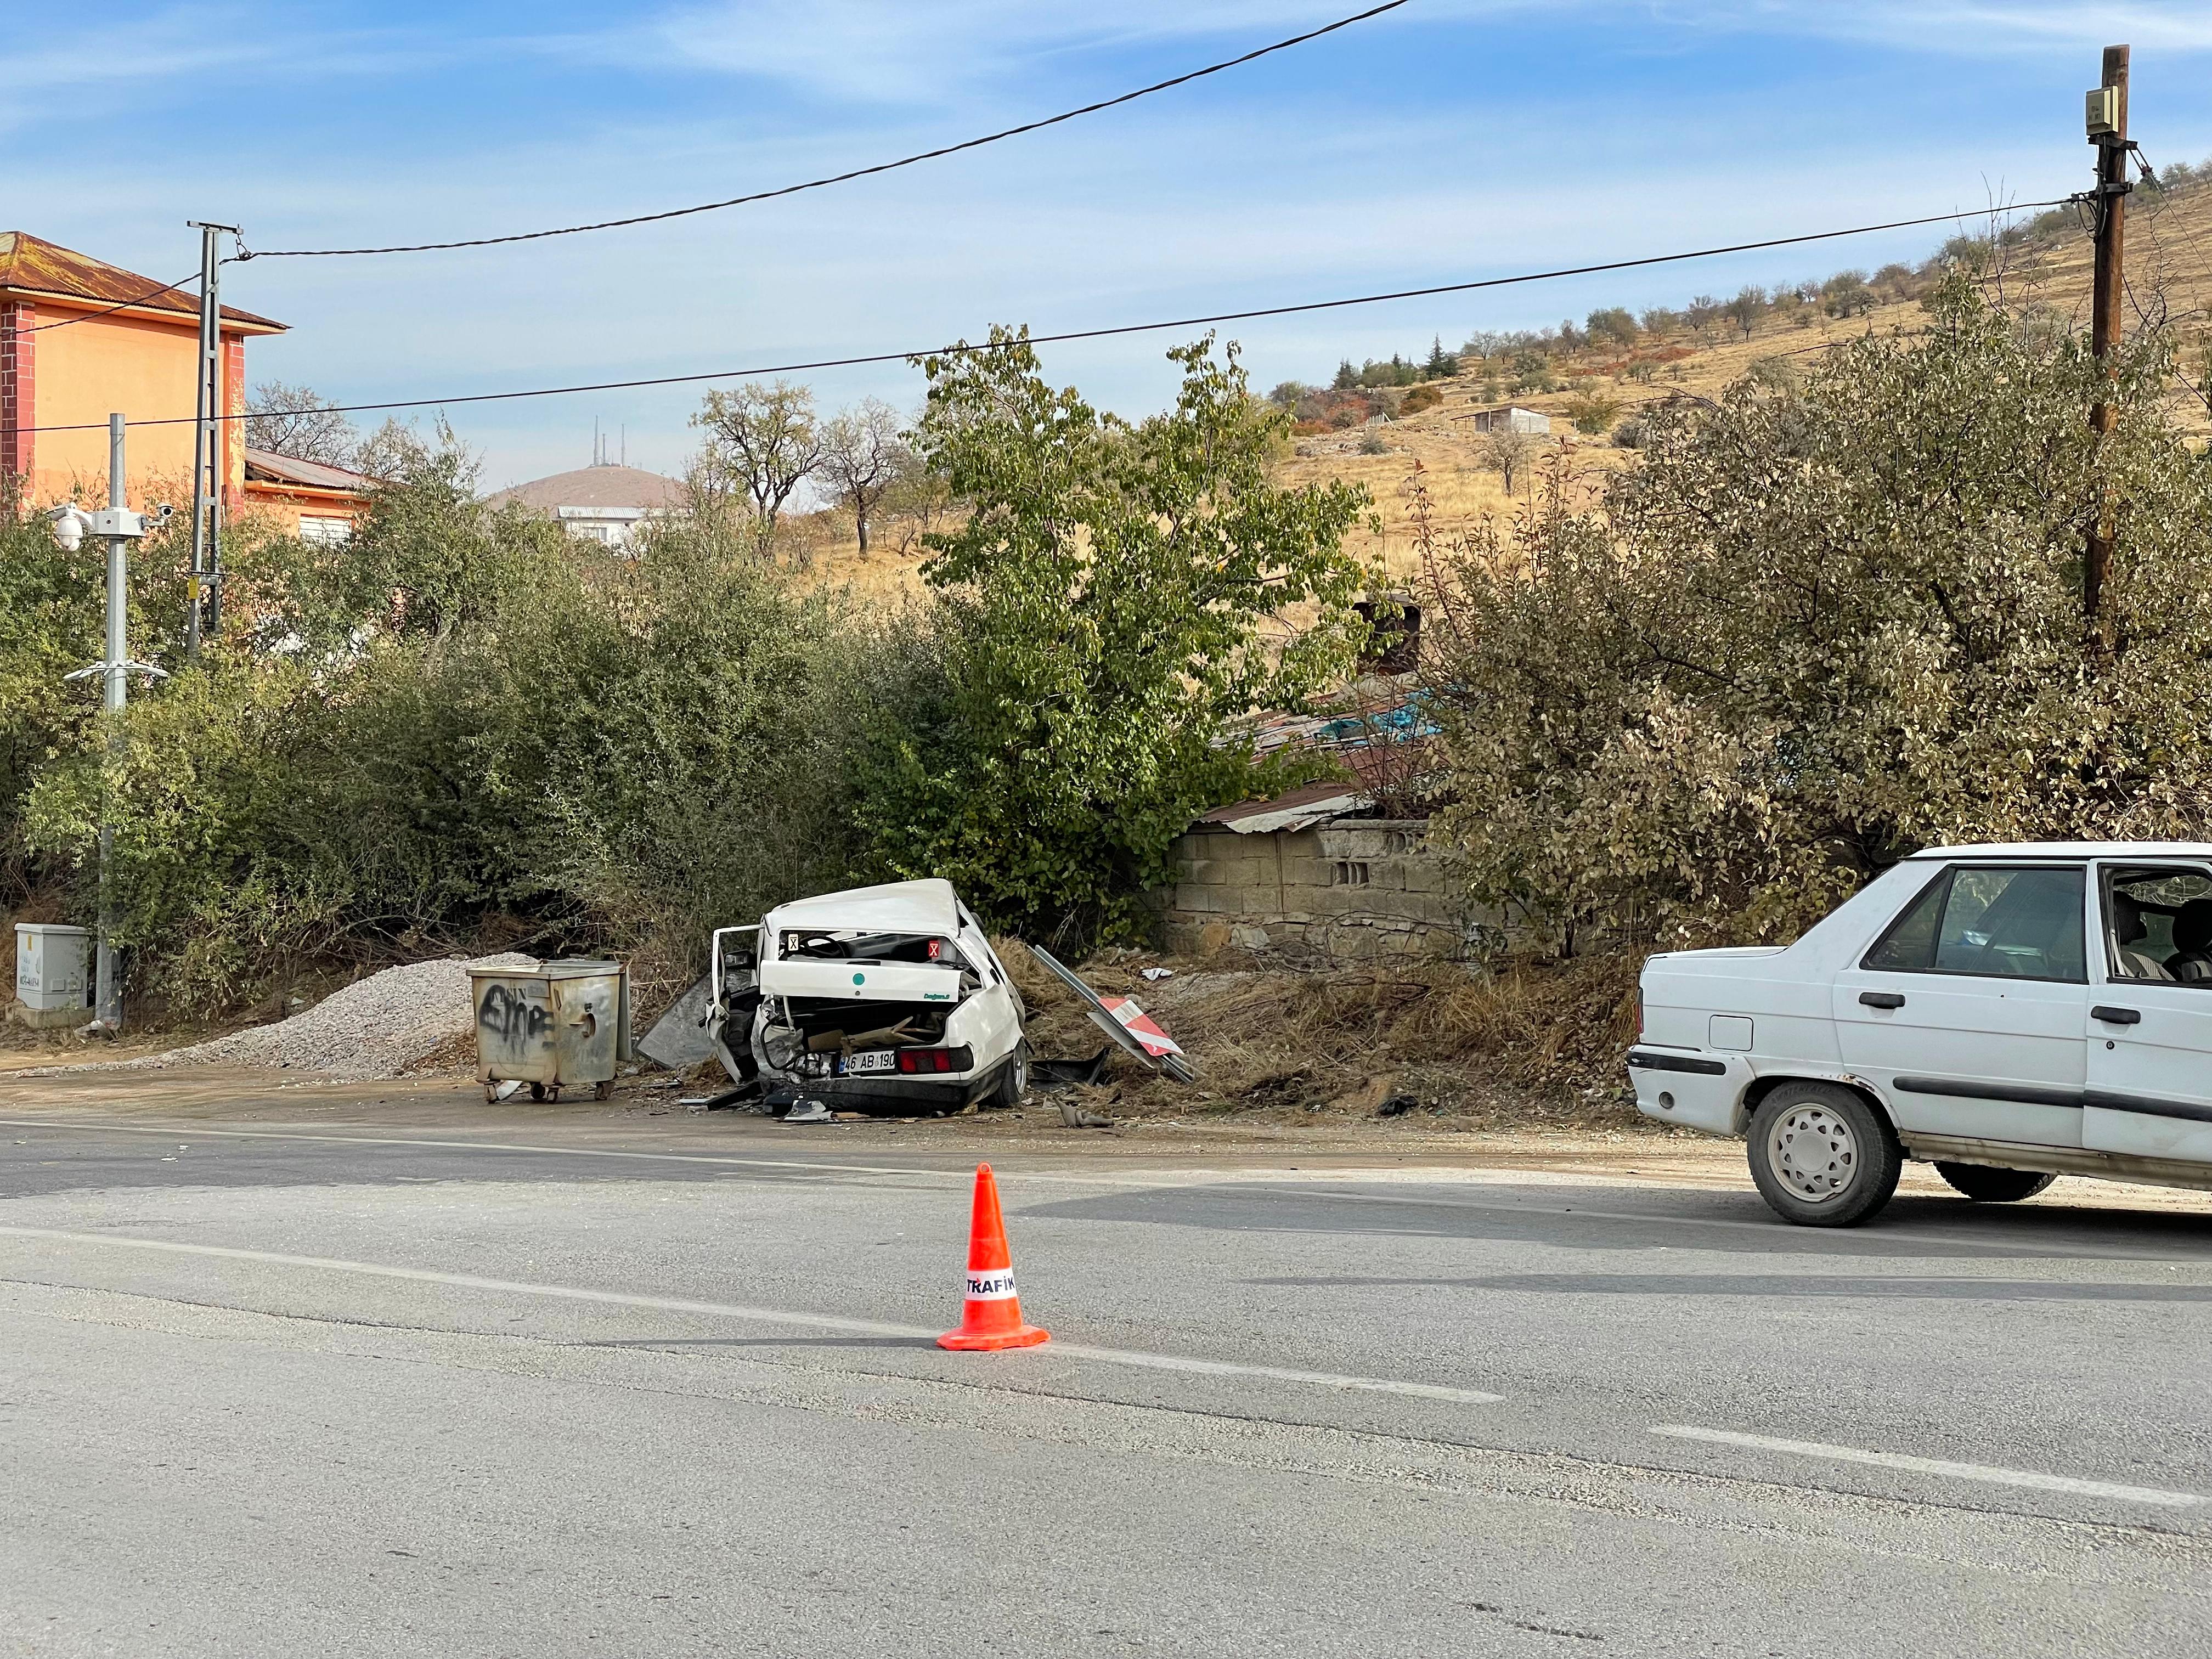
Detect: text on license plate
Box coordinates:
(841, 1051, 897, 1075)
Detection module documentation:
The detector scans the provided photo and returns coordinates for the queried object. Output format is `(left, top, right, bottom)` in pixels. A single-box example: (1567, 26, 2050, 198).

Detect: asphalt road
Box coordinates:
(4, 1109, 2210, 1657)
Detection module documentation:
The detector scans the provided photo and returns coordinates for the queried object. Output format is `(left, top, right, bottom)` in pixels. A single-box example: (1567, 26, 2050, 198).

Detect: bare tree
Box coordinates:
(1477, 427, 1542, 496)
(1723, 285, 1768, 342)
(817, 399, 910, 555)
(691, 381, 821, 555)
(245, 381, 358, 467)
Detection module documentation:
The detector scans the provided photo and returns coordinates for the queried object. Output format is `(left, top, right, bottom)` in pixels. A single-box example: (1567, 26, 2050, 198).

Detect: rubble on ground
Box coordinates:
(44, 953, 535, 1083)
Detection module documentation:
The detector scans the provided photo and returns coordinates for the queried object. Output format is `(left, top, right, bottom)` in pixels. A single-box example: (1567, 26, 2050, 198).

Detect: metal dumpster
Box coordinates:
(468, 959, 631, 1103)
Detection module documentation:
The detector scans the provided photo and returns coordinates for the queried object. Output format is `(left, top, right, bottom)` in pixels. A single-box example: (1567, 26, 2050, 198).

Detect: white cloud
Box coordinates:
(560, 0, 1456, 104)
(1629, 1, 2212, 54)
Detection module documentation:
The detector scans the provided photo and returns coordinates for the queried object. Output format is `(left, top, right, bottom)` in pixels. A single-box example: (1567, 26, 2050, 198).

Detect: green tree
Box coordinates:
(18, 472, 883, 1014)
(1585, 308, 1639, 351)
(1561, 392, 1622, 436)
(1423, 335, 1458, 378)
(866, 329, 1375, 939)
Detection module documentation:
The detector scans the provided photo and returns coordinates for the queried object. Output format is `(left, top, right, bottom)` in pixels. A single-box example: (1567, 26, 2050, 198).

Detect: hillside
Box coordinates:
(798, 168, 2212, 593)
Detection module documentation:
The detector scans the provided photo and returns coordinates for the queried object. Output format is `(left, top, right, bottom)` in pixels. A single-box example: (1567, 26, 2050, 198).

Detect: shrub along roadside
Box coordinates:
(13, 439, 901, 1019)
(1419, 277, 2212, 961)
(4, 337, 1380, 1019)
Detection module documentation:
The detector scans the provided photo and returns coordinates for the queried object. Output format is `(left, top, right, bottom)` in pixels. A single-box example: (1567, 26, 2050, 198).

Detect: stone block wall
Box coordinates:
(1156, 818, 1478, 962)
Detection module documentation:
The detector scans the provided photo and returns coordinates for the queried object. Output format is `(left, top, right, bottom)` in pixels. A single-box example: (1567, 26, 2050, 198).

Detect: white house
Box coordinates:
(486, 462, 685, 549)
(1467, 405, 1551, 435)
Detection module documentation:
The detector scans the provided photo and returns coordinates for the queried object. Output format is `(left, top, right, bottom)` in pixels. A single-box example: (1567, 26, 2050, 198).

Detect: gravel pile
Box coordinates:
(81, 953, 537, 1082)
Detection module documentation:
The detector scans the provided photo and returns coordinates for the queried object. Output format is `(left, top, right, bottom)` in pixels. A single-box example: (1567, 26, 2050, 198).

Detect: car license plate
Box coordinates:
(841, 1051, 896, 1075)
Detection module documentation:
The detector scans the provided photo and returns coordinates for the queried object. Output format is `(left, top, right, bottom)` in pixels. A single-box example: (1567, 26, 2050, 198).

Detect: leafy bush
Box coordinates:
(1562, 393, 1621, 435)
(15, 447, 894, 1014)
(1420, 279, 2212, 952)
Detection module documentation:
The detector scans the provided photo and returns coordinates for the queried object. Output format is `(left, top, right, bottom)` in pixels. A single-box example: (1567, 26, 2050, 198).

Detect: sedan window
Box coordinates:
(2104, 866, 2212, 985)
(1863, 865, 2086, 983)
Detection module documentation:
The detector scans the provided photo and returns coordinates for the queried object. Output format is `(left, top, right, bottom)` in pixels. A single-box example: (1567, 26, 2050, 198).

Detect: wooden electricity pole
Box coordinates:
(2082, 43, 2130, 652)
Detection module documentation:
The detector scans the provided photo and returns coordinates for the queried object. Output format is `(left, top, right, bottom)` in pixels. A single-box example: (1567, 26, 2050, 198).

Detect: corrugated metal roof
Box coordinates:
(484, 464, 686, 512)
(1195, 675, 1438, 833)
(244, 447, 374, 492)
(0, 232, 284, 330)
(1199, 779, 1371, 834)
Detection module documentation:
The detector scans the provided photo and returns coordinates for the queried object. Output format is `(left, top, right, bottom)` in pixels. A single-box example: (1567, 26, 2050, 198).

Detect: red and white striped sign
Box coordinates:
(1099, 996, 1183, 1059)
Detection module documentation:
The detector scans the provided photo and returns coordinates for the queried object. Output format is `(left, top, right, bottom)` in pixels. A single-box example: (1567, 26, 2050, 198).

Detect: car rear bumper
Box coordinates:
(774, 1052, 1017, 1115)
(1627, 1047, 1751, 1136)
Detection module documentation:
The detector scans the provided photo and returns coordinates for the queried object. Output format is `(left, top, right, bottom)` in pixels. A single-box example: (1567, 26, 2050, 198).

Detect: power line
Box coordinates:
(23, 198, 2075, 435)
(19, 273, 204, 332)
(235, 0, 1414, 259)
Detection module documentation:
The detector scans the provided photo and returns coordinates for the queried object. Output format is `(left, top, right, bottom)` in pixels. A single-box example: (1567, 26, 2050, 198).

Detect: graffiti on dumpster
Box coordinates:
(478, 984, 552, 1046)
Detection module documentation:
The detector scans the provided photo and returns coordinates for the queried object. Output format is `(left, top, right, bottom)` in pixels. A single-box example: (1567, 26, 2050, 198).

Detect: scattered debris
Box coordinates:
(1376, 1092, 1420, 1117)
(492, 1079, 524, 1102)
(1029, 1046, 1110, 1090)
(1058, 1101, 1114, 1129)
(637, 974, 716, 1069)
(1028, 945, 1198, 1085)
(785, 1100, 833, 1124)
(1140, 967, 1175, 981)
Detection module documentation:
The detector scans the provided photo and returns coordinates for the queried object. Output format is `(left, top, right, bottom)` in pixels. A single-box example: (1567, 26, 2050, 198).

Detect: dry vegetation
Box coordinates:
(992, 938, 1646, 1131)
(789, 178, 2212, 594)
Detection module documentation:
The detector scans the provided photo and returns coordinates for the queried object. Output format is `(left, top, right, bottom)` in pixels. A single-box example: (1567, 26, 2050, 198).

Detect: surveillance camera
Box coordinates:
(155, 502, 175, 521)
(43, 504, 91, 552)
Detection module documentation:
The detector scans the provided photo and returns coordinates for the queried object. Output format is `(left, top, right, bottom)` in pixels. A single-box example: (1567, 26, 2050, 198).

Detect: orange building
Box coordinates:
(0, 232, 369, 535)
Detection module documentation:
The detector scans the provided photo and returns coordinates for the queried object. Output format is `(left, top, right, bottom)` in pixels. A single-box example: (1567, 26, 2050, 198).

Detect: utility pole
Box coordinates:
(61, 415, 161, 1031)
(2083, 44, 2130, 652)
(184, 221, 237, 659)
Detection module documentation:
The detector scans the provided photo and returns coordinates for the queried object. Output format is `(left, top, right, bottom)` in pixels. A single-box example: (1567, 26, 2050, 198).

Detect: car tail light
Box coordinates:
(896, 1045, 974, 1075)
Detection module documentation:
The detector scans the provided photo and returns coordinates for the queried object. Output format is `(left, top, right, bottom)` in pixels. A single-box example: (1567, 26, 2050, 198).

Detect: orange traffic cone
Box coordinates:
(938, 1163, 1049, 1351)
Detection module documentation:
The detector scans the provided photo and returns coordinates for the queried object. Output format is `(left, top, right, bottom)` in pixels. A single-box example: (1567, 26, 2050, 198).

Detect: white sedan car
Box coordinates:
(1630, 842, 2212, 1225)
(710, 879, 1029, 1116)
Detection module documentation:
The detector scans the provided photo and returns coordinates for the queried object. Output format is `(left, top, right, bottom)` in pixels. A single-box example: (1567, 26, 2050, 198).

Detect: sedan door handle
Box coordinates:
(2092, 1005, 2142, 1025)
(1858, 992, 1906, 1010)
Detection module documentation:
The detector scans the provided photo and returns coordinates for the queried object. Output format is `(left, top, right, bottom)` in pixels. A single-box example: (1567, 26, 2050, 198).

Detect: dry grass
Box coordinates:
(786, 187, 2212, 601)
(994, 937, 1649, 1132)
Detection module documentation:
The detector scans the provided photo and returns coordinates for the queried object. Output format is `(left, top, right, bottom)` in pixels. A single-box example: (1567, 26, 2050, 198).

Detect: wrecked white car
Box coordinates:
(709, 879, 1028, 1115)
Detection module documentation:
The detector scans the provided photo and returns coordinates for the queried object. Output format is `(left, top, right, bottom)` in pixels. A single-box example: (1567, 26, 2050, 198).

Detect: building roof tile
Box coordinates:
(0, 232, 283, 331)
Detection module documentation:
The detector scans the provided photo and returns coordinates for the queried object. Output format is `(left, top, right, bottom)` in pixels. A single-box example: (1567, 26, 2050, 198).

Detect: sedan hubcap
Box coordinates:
(1769, 1104, 1858, 1203)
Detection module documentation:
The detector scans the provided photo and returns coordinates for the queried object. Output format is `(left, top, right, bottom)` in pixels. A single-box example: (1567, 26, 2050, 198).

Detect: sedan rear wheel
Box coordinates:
(1747, 1083, 1902, 1227)
(1934, 1162, 2057, 1203)
(991, 1046, 1030, 1109)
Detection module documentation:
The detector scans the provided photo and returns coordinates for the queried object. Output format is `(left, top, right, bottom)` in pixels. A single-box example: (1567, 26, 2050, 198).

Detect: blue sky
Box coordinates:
(11, 1, 2212, 488)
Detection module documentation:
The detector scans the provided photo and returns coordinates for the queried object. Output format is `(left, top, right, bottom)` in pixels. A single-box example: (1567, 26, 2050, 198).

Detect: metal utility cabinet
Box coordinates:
(13, 924, 94, 1030)
(467, 959, 631, 1103)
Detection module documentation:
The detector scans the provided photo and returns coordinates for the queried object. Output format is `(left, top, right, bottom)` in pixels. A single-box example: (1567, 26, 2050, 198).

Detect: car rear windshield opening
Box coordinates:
(776, 930, 971, 971)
